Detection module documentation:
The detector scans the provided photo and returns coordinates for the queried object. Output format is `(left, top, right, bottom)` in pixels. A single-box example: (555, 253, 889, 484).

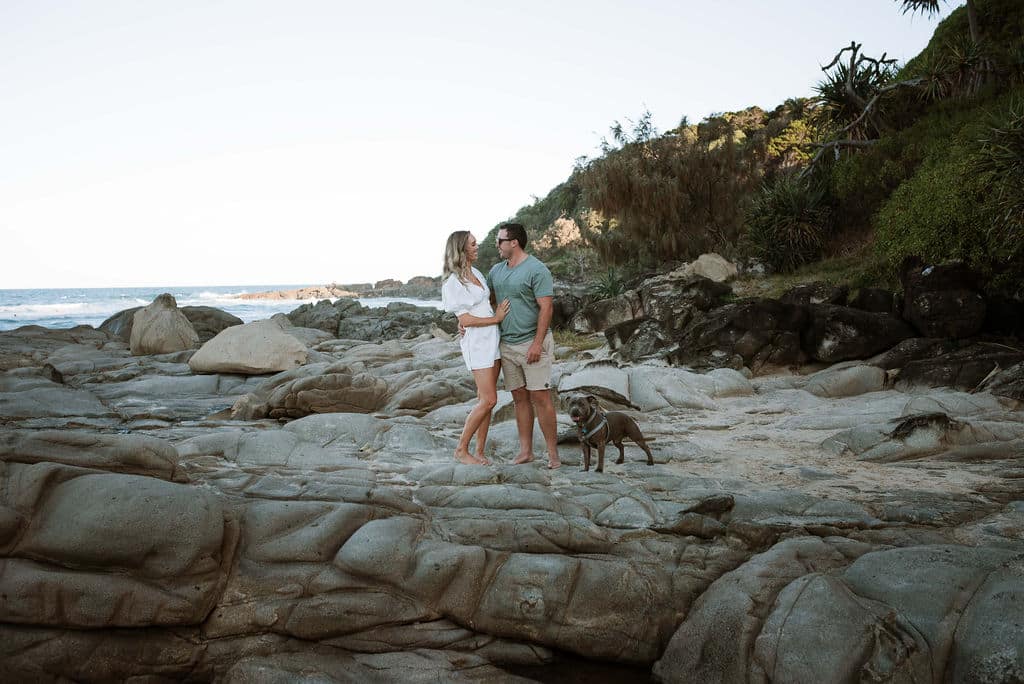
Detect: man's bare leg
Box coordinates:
(511, 386, 535, 464)
(529, 388, 561, 469)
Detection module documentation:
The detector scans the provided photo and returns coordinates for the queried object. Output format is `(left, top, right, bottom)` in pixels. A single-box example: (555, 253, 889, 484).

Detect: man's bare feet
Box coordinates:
(473, 452, 491, 465)
(547, 459, 561, 469)
(512, 453, 534, 465)
(454, 447, 478, 465)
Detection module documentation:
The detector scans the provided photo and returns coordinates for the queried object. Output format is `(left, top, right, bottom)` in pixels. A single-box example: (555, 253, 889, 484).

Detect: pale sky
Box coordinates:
(1, 0, 955, 288)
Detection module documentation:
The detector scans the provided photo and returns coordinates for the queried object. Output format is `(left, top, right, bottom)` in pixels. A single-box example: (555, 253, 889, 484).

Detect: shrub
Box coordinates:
(874, 144, 988, 270)
(589, 268, 627, 299)
(873, 89, 1024, 291)
(744, 174, 832, 273)
(970, 97, 1024, 291)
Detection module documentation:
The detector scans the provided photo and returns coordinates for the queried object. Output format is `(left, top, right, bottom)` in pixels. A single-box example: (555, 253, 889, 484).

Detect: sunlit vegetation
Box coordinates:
(487, 0, 1023, 296)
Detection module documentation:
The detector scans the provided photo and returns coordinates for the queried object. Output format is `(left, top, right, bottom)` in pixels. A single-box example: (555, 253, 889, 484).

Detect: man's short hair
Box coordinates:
(500, 222, 528, 249)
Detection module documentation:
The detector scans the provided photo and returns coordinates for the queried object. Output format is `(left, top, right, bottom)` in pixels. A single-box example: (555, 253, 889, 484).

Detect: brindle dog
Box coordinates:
(567, 394, 653, 472)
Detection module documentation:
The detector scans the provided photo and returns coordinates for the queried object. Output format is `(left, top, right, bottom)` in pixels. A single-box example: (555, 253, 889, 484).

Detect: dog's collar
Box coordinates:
(578, 411, 609, 443)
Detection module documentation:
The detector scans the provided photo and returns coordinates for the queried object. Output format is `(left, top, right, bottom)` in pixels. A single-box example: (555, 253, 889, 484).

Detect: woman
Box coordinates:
(442, 230, 511, 465)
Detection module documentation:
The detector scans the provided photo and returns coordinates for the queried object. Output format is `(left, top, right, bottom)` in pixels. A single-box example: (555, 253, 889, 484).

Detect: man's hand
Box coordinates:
(526, 341, 542, 364)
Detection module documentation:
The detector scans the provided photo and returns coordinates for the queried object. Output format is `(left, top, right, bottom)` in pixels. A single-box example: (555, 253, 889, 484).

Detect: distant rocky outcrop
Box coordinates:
(240, 276, 442, 302)
(286, 300, 456, 341)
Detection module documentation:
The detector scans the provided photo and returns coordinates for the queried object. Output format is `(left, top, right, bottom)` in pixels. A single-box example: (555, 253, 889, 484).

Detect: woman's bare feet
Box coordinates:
(547, 458, 561, 469)
(454, 447, 479, 465)
(473, 452, 491, 465)
(512, 453, 534, 465)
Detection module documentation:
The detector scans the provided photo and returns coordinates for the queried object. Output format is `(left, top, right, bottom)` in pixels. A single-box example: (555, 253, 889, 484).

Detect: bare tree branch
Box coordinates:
(839, 77, 924, 138)
(800, 139, 878, 177)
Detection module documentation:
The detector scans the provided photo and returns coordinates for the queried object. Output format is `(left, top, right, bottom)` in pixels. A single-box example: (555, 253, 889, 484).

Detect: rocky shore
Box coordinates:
(238, 276, 442, 302)
(1, 257, 1023, 683)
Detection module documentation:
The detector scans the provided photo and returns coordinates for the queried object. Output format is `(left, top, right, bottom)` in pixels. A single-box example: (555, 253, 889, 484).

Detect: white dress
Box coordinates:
(441, 268, 501, 371)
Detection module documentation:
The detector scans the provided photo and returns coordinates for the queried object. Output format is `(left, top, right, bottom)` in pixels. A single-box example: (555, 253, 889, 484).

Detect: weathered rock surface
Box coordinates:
(901, 259, 987, 339)
(896, 343, 1024, 392)
(571, 292, 643, 334)
(189, 319, 309, 375)
(129, 293, 200, 356)
(848, 286, 896, 313)
(803, 304, 915, 363)
(780, 280, 848, 306)
(639, 274, 731, 336)
(286, 298, 360, 334)
(2, 315, 1023, 682)
(671, 299, 808, 370)
(100, 304, 242, 343)
(675, 252, 738, 282)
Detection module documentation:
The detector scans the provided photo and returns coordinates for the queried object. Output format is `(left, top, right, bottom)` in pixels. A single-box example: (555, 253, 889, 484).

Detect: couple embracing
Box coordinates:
(441, 222, 561, 469)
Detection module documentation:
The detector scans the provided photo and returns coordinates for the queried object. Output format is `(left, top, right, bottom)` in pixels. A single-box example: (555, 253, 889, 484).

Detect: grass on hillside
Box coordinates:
(732, 249, 893, 299)
(554, 329, 606, 352)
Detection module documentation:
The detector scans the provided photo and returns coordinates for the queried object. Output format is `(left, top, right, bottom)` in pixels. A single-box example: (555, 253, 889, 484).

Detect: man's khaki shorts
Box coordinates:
(499, 331, 554, 392)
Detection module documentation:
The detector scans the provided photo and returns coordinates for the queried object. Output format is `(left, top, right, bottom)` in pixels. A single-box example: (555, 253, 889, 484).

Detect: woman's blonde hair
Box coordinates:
(443, 230, 472, 283)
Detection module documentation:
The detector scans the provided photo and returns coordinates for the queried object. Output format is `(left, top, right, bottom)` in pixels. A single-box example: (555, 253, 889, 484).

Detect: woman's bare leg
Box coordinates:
(472, 361, 502, 463)
(454, 365, 499, 465)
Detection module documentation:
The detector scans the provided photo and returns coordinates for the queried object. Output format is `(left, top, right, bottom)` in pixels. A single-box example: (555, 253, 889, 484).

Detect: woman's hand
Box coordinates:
(494, 299, 511, 322)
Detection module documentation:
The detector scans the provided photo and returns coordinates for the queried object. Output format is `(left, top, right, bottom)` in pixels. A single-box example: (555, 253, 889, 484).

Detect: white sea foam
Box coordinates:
(0, 302, 110, 316)
(0, 286, 441, 331)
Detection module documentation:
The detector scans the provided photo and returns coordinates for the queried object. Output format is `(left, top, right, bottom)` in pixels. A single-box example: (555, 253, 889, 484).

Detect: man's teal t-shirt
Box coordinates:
(486, 255, 554, 344)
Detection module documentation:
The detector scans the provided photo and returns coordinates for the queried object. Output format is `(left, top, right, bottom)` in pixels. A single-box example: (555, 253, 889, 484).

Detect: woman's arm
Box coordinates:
(457, 299, 510, 328)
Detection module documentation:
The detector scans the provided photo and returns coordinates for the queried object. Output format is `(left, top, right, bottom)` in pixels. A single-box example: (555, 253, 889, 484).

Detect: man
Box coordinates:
(487, 222, 561, 469)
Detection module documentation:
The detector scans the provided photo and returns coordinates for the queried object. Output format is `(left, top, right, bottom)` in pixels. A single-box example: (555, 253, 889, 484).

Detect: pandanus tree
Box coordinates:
(899, 0, 980, 46)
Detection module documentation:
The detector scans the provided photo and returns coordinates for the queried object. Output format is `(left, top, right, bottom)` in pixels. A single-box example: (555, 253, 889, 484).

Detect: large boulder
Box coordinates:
(978, 361, 1024, 400)
(901, 260, 987, 339)
(336, 305, 454, 341)
(982, 295, 1024, 337)
(287, 298, 363, 334)
(671, 299, 808, 370)
(681, 253, 738, 282)
(897, 343, 1024, 392)
(617, 320, 671, 362)
(98, 307, 140, 340)
(867, 337, 959, 370)
(803, 305, 916, 363)
(639, 274, 731, 336)
(265, 370, 390, 418)
(182, 306, 243, 343)
(571, 292, 642, 334)
(849, 287, 896, 314)
(551, 292, 583, 330)
(229, 361, 395, 420)
(189, 319, 308, 374)
(780, 281, 848, 306)
(102, 304, 241, 344)
(129, 294, 199, 356)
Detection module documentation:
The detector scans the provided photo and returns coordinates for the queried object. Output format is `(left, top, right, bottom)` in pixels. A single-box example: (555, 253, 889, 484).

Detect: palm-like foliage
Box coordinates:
(814, 54, 898, 138)
(899, 0, 942, 16)
(972, 98, 1024, 259)
(745, 174, 832, 273)
(899, 0, 980, 46)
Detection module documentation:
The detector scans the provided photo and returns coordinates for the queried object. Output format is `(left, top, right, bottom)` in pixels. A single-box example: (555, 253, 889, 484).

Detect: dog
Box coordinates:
(567, 394, 653, 472)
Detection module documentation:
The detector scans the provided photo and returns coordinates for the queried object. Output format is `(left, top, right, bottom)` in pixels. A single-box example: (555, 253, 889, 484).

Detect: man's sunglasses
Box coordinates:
(496, 237, 515, 244)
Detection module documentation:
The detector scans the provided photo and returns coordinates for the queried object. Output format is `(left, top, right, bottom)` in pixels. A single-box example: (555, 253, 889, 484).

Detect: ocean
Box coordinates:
(0, 285, 442, 332)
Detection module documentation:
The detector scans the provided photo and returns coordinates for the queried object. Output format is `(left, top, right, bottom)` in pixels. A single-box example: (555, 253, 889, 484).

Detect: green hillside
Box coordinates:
(485, 0, 1024, 296)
